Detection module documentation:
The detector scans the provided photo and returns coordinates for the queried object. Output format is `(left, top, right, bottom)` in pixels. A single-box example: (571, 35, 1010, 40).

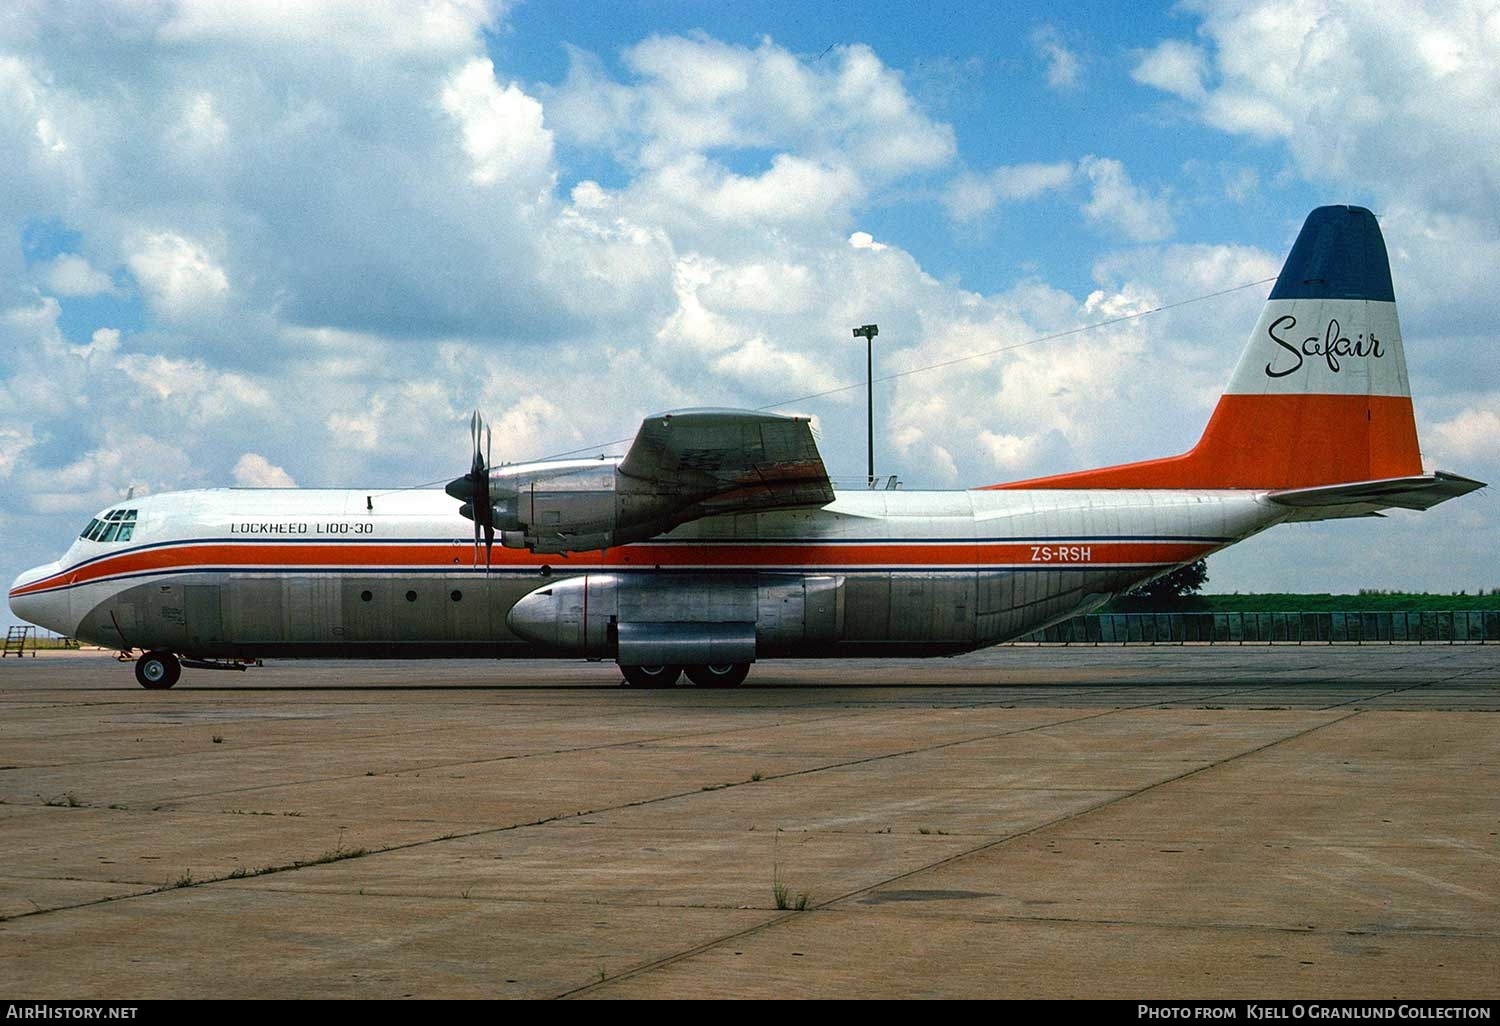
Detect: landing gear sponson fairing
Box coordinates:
(8, 207, 1484, 688)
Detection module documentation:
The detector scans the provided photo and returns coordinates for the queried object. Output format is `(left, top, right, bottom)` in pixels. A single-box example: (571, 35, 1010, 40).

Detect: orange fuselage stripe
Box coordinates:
(10, 539, 1217, 597)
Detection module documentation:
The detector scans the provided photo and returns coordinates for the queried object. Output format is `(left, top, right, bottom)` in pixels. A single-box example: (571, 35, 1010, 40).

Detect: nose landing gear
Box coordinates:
(134, 650, 181, 690)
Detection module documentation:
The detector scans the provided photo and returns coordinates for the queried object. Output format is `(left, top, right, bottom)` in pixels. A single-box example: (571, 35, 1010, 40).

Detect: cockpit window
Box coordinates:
(81, 509, 138, 543)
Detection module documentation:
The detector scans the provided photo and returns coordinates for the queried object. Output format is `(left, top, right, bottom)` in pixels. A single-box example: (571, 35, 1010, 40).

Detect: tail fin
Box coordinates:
(990, 205, 1422, 490)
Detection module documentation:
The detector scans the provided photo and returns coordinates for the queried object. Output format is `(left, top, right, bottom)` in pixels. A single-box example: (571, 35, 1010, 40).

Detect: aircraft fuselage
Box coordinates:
(9, 485, 1281, 661)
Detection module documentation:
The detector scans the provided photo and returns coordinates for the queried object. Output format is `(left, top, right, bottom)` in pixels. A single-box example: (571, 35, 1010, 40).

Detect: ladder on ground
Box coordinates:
(3, 625, 36, 657)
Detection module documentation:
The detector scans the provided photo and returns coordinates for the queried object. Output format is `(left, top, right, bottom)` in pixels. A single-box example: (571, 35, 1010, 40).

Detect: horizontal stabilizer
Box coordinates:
(1268, 471, 1485, 521)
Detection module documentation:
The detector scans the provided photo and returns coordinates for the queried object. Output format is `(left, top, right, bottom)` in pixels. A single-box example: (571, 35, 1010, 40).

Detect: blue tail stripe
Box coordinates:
(1268, 205, 1395, 303)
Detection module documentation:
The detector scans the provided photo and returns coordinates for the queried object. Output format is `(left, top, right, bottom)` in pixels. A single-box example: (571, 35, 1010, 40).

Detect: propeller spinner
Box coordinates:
(445, 410, 495, 569)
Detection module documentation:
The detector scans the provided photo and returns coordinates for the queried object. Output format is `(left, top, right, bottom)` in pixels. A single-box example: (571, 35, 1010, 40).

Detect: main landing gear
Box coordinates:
(619, 663, 751, 689)
(134, 650, 181, 690)
(684, 663, 751, 689)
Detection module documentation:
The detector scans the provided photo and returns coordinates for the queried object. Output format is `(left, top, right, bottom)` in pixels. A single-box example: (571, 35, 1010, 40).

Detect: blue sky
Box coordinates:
(497, 0, 1329, 288)
(2, 0, 1496, 626)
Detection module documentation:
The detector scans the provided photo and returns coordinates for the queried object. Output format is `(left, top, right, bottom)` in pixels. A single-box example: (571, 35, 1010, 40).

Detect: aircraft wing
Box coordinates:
(1268, 471, 1486, 522)
(618, 408, 835, 516)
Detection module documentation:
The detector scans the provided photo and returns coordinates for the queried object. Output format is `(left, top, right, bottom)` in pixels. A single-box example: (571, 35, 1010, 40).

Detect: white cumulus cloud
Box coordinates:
(1032, 26, 1084, 91)
(158, 0, 502, 58)
(1134, 2, 1500, 220)
(1427, 406, 1500, 463)
(548, 36, 956, 181)
(1131, 40, 1209, 101)
(126, 232, 229, 320)
(943, 161, 1075, 223)
(233, 453, 296, 488)
(43, 254, 117, 297)
(1079, 156, 1174, 242)
(441, 58, 556, 196)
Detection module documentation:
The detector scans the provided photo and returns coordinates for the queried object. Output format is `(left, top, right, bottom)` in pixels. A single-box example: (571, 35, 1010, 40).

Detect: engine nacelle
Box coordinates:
(485, 458, 680, 554)
(505, 573, 845, 659)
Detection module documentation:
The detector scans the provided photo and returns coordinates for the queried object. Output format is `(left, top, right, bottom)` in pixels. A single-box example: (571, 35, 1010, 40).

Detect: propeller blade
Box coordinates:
(448, 410, 497, 572)
(482, 422, 494, 572)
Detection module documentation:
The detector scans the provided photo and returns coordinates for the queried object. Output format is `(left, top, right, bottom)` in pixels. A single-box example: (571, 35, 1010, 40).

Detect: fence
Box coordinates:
(1015, 610, 1498, 645)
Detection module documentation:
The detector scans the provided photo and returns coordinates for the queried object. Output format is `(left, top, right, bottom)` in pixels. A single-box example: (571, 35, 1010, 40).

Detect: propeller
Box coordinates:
(445, 410, 495, 571)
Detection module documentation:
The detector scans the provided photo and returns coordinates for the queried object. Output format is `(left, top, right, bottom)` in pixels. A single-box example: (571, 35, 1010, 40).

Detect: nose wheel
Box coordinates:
(134, 650, 181, 690)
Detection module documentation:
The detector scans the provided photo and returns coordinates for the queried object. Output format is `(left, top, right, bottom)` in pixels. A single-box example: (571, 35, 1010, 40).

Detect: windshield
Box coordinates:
(80, 508, 138, 543)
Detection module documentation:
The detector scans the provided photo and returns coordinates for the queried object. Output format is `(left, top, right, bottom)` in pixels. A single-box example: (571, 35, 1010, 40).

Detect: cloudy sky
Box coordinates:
(2, 0, 1496, 622)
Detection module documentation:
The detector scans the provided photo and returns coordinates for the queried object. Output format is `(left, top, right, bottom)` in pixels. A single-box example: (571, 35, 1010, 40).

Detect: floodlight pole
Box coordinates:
(852, 324, 879, 487)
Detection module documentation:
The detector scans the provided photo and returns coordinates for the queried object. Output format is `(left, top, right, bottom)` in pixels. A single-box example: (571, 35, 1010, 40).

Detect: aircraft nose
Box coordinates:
(9, 562, 68, 635)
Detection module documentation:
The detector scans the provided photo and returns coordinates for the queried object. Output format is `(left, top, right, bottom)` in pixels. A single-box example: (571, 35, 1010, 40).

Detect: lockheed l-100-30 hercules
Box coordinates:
(9, 207, 1483, 688)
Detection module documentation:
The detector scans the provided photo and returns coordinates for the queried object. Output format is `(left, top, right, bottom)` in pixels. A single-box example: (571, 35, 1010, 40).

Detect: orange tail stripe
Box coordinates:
(986, 393, 1421, 491)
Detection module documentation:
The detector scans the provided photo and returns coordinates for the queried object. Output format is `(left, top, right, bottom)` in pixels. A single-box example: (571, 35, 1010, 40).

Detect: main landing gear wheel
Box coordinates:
(685, 663, 750, 689)
(620, 664, 682, 689)
(135, 651, 181, 690)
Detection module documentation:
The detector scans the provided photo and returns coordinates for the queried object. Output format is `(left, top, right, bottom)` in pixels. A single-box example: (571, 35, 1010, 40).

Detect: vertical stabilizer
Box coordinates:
(988, 205, 1422, 490)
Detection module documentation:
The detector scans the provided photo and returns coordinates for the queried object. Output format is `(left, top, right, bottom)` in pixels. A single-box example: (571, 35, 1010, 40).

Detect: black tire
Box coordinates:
(135, 651, 181, 690)
(684, 663, 751, 689)
(620, 664, 682, 689)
